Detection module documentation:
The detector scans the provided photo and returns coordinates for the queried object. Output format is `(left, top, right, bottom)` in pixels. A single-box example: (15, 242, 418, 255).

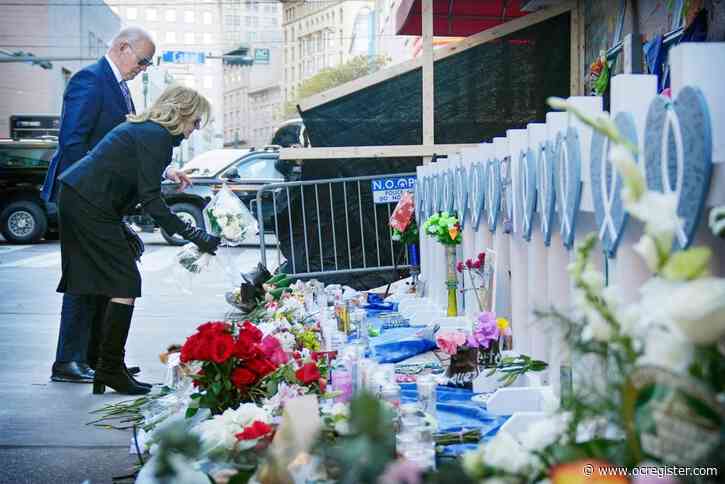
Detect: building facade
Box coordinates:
(221, 1, 283, 148)
(281, 0, 376, 108)
(0, 1, 120, 138)
(374, 0, 416, 66)
(112, 0, 225, 163)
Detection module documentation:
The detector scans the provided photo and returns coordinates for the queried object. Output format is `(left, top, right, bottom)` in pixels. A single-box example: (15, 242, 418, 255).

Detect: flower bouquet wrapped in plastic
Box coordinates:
(203, 183, 257, 246)
(172, 243, 216, 293)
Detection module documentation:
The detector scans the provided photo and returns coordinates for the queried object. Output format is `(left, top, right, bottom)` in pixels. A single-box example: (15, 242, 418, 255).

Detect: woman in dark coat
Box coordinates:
(57, 85, 220, 395)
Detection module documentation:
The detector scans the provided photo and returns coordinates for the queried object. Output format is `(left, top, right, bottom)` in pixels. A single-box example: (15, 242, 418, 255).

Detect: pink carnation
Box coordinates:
(436, 330, 467, 355)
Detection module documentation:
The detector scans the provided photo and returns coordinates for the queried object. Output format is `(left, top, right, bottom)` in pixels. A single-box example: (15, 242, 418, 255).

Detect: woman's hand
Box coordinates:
(166, 166, 193, 191)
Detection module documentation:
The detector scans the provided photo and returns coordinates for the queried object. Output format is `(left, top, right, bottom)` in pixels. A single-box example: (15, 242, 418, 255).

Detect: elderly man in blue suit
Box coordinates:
(43, 27, 190, 383)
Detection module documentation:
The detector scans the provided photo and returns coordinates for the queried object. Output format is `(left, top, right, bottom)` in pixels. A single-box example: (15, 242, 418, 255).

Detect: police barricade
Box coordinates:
(255, 173, 416, 282)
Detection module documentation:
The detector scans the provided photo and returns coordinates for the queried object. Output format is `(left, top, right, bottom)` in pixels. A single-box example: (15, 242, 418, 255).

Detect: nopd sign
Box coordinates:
(371, 175, 416, 204)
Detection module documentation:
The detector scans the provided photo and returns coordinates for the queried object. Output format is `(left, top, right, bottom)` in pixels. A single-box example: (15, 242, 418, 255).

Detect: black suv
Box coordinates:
(158, 146, 299, 245)
(0, 138, 58, 243)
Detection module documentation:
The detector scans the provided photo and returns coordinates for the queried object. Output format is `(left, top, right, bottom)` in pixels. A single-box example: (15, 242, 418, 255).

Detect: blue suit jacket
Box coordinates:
(42, 57, 134, 202)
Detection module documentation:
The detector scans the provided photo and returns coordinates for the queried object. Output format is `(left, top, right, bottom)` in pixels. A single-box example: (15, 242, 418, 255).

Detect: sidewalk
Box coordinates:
(0, 238, 245, 483)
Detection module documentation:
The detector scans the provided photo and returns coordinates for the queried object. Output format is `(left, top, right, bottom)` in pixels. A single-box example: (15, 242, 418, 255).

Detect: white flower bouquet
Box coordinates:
(203, 183, 258, 246)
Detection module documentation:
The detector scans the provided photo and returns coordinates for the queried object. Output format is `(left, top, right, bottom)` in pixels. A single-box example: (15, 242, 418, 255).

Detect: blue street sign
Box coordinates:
(162, 51, 206, 64)
(254, 48, 270, 64)
(371, 175, 416, 204)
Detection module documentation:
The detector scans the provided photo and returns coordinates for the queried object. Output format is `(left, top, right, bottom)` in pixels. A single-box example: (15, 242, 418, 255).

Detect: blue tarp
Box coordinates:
(401, 383, 508, 456)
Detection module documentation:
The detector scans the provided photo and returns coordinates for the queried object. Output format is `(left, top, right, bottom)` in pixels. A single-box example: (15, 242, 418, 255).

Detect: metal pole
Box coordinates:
(422, 0, 434, 166)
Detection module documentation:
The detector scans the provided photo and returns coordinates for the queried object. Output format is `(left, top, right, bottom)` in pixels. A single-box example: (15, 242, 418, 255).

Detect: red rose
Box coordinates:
(180, 335, 198, 363)
(247, 358, 276, 377)
(477, 252, 486, 263)
(210, 333, 235, 364)
(456, 261, 464, 273)
(472, 259, 482, 269)
(181, 333, 213, 362)
(465, 259, 473, 269)
(234, 334, 261, 360)
(235, 420, 273, 441)
(197, 321, 229, 334)
(240, 320, 263, 342)
(295, 362, 321, 385)
(230, 367, 257, 389)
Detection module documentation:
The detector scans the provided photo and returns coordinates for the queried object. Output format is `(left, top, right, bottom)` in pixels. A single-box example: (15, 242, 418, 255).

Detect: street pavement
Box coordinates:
(0, 232, 266, 483)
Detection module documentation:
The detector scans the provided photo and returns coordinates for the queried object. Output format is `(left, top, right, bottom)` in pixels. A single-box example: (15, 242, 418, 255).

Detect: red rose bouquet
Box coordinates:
(181, 320, 282, 415)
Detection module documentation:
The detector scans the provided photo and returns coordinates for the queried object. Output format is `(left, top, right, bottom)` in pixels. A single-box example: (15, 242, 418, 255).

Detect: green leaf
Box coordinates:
(185, 407, 199, 418)
(228, 470, 255, 484)
(661, 246, 712, 281)
(211, 382, 222, 394)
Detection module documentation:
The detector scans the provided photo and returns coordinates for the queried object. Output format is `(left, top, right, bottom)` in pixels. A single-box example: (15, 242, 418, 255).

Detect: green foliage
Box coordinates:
(283, 55, 390, 117)
(392, 218, 419, 245)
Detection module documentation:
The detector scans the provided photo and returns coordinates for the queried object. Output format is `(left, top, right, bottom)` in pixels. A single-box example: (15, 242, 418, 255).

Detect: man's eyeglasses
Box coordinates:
(193, 118, 202, 130)
(127, 43, 153, 67)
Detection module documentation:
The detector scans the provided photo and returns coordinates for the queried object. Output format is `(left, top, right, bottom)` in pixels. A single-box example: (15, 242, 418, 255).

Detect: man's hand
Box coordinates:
(166, 166, 193, 191)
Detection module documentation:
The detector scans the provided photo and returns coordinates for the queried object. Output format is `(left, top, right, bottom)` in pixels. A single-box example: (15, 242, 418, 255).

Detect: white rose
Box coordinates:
(638, 323, 693, 374)
(222, 223, 243, 241)
(665, 277, 725, 343)
(519, 413, 570, 452)
(482, 431, 532, 474)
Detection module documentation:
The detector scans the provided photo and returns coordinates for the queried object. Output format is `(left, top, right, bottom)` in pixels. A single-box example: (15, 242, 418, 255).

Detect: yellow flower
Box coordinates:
(448, 225, 459, 241)
(496, 318, 510, 333)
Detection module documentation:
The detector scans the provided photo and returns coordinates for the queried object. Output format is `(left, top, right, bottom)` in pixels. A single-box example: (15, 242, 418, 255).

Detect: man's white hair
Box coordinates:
(110, 26, 154, 49)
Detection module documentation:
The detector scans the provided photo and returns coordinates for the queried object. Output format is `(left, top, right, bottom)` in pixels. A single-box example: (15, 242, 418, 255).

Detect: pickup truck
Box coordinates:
(0, 138, 58, 243)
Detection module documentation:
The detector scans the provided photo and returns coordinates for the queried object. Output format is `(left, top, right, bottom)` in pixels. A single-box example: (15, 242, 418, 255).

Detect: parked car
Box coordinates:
(0, 138, 58, 243)
(270, 118, 309, 147)
(158, 146, 300, 245)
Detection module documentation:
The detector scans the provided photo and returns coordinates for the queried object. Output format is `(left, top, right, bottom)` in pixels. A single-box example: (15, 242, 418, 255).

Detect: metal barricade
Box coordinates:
(256, 173, 416, 280)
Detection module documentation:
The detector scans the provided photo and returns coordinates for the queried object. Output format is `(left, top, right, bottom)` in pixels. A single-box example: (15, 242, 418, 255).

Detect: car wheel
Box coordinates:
(161, 202, 204, 246)
(0, 200, 48, 244)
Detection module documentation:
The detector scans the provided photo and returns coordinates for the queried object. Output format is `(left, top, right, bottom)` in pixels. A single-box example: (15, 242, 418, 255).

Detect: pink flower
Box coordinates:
(436, 330, 467, 355)
(472, 312, 500, 349)
(472, 258, 482, 269)
(477, 252, 485, 263)
(260, 335, 289, 365)
(456, 261, 464, 273)
(465, 259, 473, 269)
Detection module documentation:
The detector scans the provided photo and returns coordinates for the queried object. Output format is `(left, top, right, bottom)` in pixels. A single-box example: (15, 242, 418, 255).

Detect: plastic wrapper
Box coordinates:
(173, 243, 215, 294)
(389, 191, 415, 232)
(203, 183, 258, 246)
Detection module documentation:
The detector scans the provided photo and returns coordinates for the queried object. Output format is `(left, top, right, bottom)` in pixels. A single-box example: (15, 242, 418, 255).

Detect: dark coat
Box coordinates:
(42, 57, 134, 203)
(56, 121, 186, 298)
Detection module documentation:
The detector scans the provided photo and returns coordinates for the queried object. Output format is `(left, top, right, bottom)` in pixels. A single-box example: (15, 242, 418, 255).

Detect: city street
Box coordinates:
(0, 232, 264, 483)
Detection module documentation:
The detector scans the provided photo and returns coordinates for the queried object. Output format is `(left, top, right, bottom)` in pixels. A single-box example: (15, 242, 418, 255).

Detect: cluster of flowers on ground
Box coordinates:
(181, 319, 328, 418)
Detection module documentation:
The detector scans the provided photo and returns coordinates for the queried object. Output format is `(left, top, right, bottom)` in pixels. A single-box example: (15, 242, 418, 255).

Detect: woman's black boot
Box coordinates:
(93, 302, 150, 395)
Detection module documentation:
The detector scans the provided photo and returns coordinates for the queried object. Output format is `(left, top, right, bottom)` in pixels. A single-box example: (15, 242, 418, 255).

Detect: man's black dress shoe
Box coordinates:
(51, 361, 95, 383)
(127, 366, 141, 375)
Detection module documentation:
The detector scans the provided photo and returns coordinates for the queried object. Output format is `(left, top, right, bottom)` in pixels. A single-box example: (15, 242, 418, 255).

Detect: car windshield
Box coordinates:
(181, 149, 250, 177)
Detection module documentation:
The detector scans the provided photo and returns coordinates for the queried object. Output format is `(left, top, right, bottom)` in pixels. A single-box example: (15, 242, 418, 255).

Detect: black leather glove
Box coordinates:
(178, 223, 221, 255)
(121, 222, 144, 261)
